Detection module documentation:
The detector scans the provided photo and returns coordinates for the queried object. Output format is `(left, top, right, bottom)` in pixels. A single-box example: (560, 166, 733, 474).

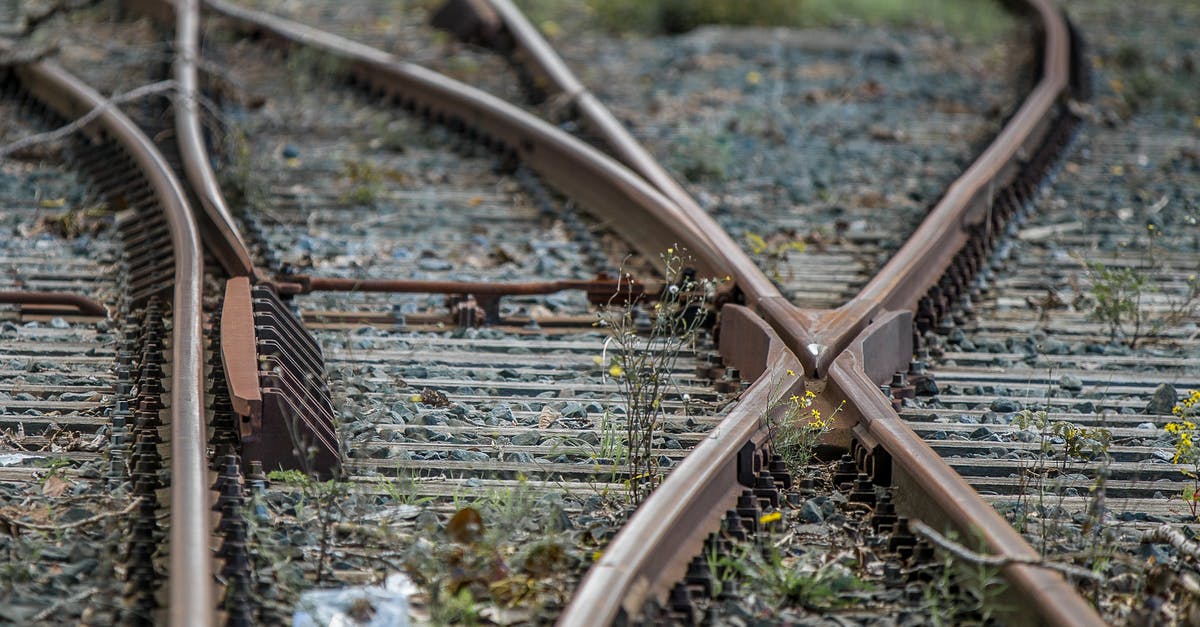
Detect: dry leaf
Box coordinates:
(446, 507, 484, 545)
(537, 407, 559, 429)
(42, 474, 70, 498)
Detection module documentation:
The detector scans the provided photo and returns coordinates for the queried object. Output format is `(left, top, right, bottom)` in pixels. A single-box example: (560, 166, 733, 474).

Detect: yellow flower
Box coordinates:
(592, 550, 603, 561)
(746, 70, 762, 85)
(810, 409, 821, 421)
(759, 511, 781, 525)
(609, 364, 625, 377)
(786, 369, 796, 377)
(789, 394, 800, 404)
(593, 355, 603, 365)
(409, 394, 422, 402)
(666, 247, 674, 254)
(805, 390, 816, 399)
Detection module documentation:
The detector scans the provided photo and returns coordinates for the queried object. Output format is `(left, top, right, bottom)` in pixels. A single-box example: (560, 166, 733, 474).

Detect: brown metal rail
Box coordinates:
(4, 34, 214, 627)
(555, 0, 1102, 625)
(0, 290, 108, 316)
(203, 0, 780, 300)
(140, 0, 1095, 623)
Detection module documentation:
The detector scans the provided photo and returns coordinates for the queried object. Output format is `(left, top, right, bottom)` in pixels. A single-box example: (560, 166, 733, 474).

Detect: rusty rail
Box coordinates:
(203, 0, 784, 302)
(0, 290, 107, 315)
(114, 0, 1096, 623)
(5, 33, 214, 627)
(553, 0, 1101, 625)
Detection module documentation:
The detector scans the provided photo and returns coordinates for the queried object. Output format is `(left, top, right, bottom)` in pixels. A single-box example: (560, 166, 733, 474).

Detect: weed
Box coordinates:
(704, 540, 745, 598)
(1165, 390, 1200, 519)
(922, 539, 1008, 626)
(744, 230, 806, 284)
(338, 159, 408, 206)
(739, 543, 873, 611)
(266, 468, 348, 583)
(1077, 223, 1200, 347)
(1011, 409, 1113, 555)
(767, 385, 843, 476)
(595, 247, 717, 503)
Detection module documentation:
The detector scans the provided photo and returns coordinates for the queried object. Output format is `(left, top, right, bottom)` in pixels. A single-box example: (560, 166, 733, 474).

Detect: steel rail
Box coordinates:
(147, 1, 1094, 623)
(202, 0, 783, 301)
(6, 47, 214, 626)
(560, 0, 1102, 625)
(0, 290, 108, 315)
(172, 0, 258, 280)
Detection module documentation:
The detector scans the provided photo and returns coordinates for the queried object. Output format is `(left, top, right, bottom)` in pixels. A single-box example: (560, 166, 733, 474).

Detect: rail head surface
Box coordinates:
(8, 37, 215, 627)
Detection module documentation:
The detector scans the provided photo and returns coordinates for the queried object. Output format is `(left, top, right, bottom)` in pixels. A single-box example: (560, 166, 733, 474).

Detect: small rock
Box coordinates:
(799, 499, 825, 523)
(1136, 422, 1157, 430)
(417, 257, 452, 271)
(49, 317, 69, 329)
(490, 403, 514, 423)
(914, 378, 939, 396)
(512, 431, 540, 446)
(1058, 374, 1083, 392)
(990, 398, 1022, 413)
(450, 450, 489, 462)
(281, 144, 299, 158)
(1145, 384, 1177, 415)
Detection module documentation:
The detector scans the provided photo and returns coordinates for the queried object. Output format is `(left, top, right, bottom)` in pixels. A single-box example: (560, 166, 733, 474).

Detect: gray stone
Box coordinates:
(799, 500, 825, 523)
(970, 426, 993, 440)
(1145, 384, 1177, 415)
(1058, 374, 1083, 392)
(512, 431, 540, 446)
(421, 413, 448, 426)
(989, 398, 1021, 413)
(490, 403, 514, 423)
(450, 450, 489, 462)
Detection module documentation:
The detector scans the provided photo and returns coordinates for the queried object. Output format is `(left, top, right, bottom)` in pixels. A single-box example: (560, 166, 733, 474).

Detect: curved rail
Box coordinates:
(203, 0, 783, 299)
(8, 45, 214, 627)
(109, 0, 1092, 622)
(174, 0, 258, 279)
(562, 0, 1101, 625)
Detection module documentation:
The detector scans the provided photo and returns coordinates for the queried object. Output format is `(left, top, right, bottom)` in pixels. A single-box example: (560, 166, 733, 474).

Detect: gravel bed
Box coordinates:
(0, 88, 127, 624)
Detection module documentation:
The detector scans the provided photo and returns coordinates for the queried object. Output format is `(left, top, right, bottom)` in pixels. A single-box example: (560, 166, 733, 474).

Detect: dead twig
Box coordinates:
(1142, 524, 1200, 563)
(1, 496, 141, 532)
(909, 519, 1103, 582)
(0, 80, 176, 160)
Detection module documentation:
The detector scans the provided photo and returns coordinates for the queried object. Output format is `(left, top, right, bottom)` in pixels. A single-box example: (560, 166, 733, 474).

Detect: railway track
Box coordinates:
(7, 0, 1196, 624)
(0, 23, 209, 625)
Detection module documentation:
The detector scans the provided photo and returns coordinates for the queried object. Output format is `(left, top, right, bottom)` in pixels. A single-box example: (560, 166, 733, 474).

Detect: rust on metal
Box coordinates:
(219, 277, 262, 430)
(0, 291, 108, 316)
(248, 284, 341, 477)
(278, 272, 661, 324)
(10, 18, 216, 626)
(283, 273, 648, 302)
